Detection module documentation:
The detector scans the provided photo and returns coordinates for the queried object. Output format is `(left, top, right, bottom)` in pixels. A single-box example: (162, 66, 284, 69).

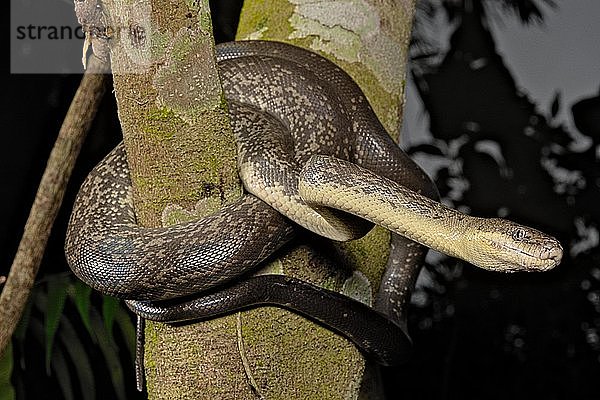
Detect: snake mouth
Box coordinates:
(499, 241, 563, 271)
(533, 239, 563, 268)
(535, 252, 562, 270)
(540, 244, 563, 263)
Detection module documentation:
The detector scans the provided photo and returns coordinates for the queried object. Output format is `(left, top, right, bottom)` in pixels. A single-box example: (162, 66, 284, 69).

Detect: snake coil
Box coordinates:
(65, 41, 562, 368)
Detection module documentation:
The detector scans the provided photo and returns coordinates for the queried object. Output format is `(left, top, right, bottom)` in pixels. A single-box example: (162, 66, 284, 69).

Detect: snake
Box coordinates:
(65, 41, 563, 368)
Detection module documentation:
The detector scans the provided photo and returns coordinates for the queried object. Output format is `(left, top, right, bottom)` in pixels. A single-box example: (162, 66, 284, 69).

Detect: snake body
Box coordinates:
(65, 41, 562, 366)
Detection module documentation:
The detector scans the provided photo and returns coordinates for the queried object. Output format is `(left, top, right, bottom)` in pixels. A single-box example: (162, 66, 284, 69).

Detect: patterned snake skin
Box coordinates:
(65, 41, 562, 367)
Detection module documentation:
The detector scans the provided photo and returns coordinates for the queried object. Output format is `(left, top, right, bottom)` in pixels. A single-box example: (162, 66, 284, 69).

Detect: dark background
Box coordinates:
(2, 0, 599, 399)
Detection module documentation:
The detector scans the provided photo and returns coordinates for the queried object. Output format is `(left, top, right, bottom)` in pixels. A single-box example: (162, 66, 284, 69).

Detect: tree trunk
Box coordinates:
(236, 1, 418, 397)
(102, 0, 416, 398)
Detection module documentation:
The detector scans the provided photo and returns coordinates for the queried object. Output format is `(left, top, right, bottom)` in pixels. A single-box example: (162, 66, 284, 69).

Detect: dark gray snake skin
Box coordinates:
(65, 41, 441, 367)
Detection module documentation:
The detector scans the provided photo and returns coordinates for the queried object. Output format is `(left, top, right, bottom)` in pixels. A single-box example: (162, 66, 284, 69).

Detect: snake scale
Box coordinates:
(65, 41, 563, 367)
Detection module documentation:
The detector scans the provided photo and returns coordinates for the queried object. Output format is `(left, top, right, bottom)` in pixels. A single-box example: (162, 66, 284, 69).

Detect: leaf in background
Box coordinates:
(408, 143, 445, 156)
(51, 344, 75, 400)
(13, 295, 34, 370)
(102, 296, 120, 343)
(90, 308, 127, 400)
(68, 280, 93, 336)
(0, 343, 16, 400)
(550, 90, 561, 119)
(113, 308, 137, 363)
(58, 316, 96, 400)
(45, 276, 68, 374)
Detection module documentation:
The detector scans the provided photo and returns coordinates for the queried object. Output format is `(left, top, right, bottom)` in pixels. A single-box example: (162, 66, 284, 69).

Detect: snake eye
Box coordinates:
(512, 229, 527, 241)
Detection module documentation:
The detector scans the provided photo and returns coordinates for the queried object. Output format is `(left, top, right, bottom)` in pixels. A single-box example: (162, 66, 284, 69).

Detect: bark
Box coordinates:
(101, 0, 245, 398)
(102, 0, 416, 398)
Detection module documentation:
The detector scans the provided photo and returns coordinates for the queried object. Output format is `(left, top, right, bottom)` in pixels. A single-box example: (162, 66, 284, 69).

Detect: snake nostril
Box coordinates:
(543, 243, 563, 264)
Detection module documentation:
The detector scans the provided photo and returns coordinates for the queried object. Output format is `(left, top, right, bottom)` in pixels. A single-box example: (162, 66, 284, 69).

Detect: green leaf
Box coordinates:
(68, 280, 93, 336)
(45, 276, 68, 374)
(30, 318, 75, 399)
(51, 344, 74, 400)
(102, 296, 120, 340)
(90, 308, 127, 400)
(113, 308, 136, 363)
(0, 343, 16, 400)
(58, 316, 96, 400)
(13, 294, 34, 370)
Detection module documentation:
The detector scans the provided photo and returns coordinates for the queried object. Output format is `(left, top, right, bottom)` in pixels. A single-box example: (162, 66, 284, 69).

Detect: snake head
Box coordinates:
(466, 218, 563, 272)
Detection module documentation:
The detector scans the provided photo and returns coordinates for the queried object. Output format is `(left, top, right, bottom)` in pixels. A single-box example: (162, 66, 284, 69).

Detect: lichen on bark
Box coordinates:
(238, 0, 415, 137)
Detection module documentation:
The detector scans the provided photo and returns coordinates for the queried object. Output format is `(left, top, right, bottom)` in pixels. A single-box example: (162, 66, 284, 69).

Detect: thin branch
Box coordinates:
(0, 57, 109, 354)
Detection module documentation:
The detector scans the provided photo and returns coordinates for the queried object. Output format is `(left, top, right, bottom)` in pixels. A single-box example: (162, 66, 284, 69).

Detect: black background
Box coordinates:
(2, 0, 599, 399)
